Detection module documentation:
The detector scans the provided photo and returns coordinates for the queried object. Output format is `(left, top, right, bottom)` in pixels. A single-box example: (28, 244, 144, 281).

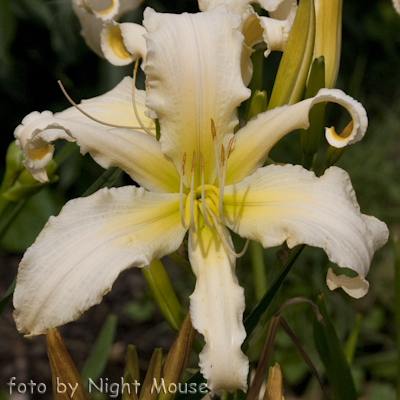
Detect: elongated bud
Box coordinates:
(300, 56, 326, 169)
(159, 312, 196, 400)
(268, 0, 315, 109)
(46, 328, 88, 400)
(122, 345, 140, 400)
(1, 142, 24, 194)
(263, 363, 284, 400)
(2, 160, 58, 202)
(314, 0, 342, 88)
(142, 259, 185, 331)
(247, 90, 268, 121)
(139, 348, 162, 400)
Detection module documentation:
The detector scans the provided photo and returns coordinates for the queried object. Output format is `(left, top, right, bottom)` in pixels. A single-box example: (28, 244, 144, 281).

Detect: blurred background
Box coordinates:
(0, 0, 400, 399)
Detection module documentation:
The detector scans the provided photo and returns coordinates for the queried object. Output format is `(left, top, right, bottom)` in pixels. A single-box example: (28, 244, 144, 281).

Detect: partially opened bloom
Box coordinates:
(13, 6, 388, 394)
(73, 0, 145, 57)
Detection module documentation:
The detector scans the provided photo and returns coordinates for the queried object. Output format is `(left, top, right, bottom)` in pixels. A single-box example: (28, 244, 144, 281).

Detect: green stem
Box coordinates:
(250, 241, 267, 301)
(81, 167, 123, 197)
(244, 245, 305, 339)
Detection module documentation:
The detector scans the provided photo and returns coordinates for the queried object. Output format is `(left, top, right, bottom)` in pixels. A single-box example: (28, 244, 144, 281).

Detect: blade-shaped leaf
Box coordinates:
(313, 294, 357, 400)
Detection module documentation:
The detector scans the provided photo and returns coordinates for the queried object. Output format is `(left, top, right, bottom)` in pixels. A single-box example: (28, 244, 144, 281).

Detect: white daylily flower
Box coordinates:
(13, 7, 388, 394)
(72, 0, 145, 57)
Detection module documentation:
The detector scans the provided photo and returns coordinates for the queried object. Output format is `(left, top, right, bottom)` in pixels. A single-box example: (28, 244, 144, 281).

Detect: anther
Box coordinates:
(182, 153, 187, 176)
(227, 136, 235, 158)
(220, 144, 225, 168)
(211, 118, 217, 140)
(211, 118, 221, 184)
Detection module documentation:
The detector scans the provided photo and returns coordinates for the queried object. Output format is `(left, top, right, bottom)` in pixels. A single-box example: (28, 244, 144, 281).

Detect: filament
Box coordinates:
(218, 137, 233, 223)
(190, 152, 197, 232)
(207, 204, 250, 258)
(132, 59, 156, 136)
(58, 80, 146, 130)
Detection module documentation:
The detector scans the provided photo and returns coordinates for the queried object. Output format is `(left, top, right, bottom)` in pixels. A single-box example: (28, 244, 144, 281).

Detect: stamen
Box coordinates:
(200, 153, 213, 229)
(227, 136, 235, 158)
(218, 144, 226, 221)
(58, 80, 148, 130)
(132, 58, 156, 137)
(206, 204, 250, 258)
(179, 153, 189, 229)
(190, 152, 197, 232)
(211, 118, 221, 182)
(218, 137, 234, 223)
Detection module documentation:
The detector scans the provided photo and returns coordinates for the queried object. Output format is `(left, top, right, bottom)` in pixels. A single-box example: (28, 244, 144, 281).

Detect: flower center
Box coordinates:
(178, 129, 249, 258)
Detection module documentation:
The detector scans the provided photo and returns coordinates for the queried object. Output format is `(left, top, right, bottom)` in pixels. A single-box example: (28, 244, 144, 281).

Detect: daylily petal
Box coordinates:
(75, 0, 119, 20)
(13, 186, 186, 336)
(259, 0, 297, 57)
(198, 0, 250, 14)
(14, 112, 180, 193)
(393, 0, 400, 14)
(101, 21, 147, 66)
(223, 165, 388, 298)
(198, 0, 290, 14)
(72, 0, 144, 57)
(58, 76, 154, 133)
(326, 267, 369, 299)
(143, 7, 250, 186)
(189, 224, 248, 393)
(226, 88, 367, 185)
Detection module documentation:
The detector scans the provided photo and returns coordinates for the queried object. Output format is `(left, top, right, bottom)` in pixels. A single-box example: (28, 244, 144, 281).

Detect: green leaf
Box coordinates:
(244, 245, 305, 338)
(0, 188, 63, 253)
(0, 276, 16, 315)
(313, 294, 357, 400)
(81, 314, 118, 389)
(344, 314, 362, 364)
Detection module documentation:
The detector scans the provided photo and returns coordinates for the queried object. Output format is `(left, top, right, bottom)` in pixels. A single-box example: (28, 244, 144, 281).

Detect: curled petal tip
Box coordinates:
(326, 267, 370, 299)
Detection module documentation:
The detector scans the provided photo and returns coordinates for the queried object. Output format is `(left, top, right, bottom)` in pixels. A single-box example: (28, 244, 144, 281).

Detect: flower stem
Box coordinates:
(250, 241, 267, 301)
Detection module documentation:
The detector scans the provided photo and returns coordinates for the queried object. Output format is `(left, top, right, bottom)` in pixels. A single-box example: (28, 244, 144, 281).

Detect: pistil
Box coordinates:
(190, 152, 197, 232)
(200, 153, 213, 229)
